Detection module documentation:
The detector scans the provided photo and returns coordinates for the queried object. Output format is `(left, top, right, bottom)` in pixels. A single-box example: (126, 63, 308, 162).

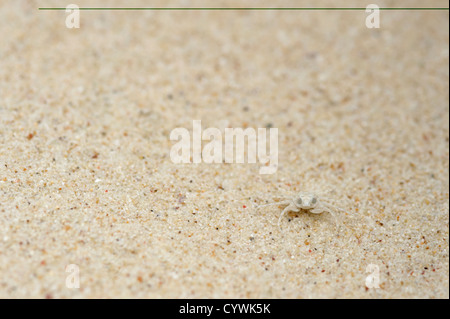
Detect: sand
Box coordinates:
(0, 0, 448, 298)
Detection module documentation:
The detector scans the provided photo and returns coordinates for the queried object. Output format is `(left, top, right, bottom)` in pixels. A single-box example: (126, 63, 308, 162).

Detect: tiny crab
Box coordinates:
(256, 191, 346, 229)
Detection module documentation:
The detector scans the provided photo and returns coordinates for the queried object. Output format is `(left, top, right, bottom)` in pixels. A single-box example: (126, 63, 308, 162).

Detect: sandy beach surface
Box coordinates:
(0, 0, 448, 298)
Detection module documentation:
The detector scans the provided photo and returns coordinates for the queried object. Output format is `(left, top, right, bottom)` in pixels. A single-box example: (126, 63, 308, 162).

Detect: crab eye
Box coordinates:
(296, 198, 303, 206)
(311, 198, 317, 205)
